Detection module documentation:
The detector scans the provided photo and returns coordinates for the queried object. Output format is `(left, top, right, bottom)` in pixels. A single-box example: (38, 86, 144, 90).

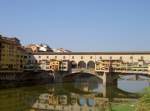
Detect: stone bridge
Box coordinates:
(63, 68, 118, 87)
(32, 52, 150, 74)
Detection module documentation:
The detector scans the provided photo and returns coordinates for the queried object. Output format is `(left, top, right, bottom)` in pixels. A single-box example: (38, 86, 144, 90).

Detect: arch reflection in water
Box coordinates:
(0, 75, 149, 111)
(31, 75, 145, 111)
(74, 76, 100, 93)
(31, 92, 109, 111)
(63, 73, 140, 98)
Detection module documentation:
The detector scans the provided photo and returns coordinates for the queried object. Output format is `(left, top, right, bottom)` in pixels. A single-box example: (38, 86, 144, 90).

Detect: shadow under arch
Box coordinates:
(70, 60, 78, 69)
(118, 74, 150, 80)
(87, 61, 95, 69)
(114, 87, 140, 98)
(63, 72, 103, 83)
(78, 61, 86, 69)
(63, 72, 103, 94)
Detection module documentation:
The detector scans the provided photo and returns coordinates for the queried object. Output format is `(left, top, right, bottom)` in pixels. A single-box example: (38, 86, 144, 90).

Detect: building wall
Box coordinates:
(0, 37, 27, 71)
(33, 53, 150, 65)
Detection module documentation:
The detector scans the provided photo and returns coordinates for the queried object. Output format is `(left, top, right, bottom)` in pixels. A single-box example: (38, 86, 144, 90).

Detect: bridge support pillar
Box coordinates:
(135, 75, 139, 80)
(102, 72, 114, 86)
(102, 72, 118, 98)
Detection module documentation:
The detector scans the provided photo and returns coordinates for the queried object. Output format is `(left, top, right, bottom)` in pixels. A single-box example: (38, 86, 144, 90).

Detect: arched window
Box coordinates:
(78, 61, 86, 69)
(99, 56, 102, 60)
(120, 56, 122, 60)
(87, 61, 95, 69)
(71, 61, 77, 68)
(140, 56, 144, 60)
(72, 56, 74, 59)
(130, 56, 133, 63)
(110, 56, 112, 60)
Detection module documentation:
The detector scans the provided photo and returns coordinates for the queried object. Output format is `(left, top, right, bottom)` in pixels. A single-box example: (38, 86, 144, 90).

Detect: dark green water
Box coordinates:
(0, 75, 149, 111)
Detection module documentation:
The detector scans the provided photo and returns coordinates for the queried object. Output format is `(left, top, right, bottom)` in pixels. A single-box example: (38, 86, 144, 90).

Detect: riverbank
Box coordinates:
(0, 71, 55, 88)
(111, 102, 136, 111)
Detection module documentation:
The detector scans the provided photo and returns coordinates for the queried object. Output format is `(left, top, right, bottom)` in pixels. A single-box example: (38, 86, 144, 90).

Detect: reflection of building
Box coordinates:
(0, 35, 27, 71)
(31, 93, 107, 111)
(75, 77, 99, 93)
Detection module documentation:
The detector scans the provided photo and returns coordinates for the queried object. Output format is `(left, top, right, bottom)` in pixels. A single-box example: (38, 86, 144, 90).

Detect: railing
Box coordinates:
(71, 68, 95, 74)
(97, 66, 150, 75)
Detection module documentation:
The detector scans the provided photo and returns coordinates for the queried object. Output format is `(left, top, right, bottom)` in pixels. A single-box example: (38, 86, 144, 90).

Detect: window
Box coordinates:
(47, 56, 49, 59)
(140, 56, 144, 60)
(55, 56, 57, 59)
(120, 56, 122, 60)
(99, 56, 102, 59)
(72, 56, 74, 59)
(130, 56, 133, 63)
(90, 56, 92, 59)
(110, 56, 112, 60)
(24, 56, 27, 59)
(39, 56, 41, 58)
(130, 56, 133, 59)
(81, 56, 83, 59)
(63, 56, 65, 59)
(39, 60, 42, 63)
(28, 60, 31, 64)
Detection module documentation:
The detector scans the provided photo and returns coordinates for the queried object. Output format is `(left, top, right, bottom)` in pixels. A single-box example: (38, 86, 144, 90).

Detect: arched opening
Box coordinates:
(78, 61, 86, 69)
(71, 61, 77, 69)
(87, 61, 95, 69)
(63, 73, 103, 93)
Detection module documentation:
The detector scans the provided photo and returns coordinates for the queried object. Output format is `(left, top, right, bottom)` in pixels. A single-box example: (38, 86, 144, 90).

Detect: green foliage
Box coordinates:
(111, 103, 135, 111)
(135, 87, 150, 111)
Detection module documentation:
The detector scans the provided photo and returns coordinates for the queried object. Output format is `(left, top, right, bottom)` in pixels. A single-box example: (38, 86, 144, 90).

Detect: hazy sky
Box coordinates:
(0, 0, 150, 51)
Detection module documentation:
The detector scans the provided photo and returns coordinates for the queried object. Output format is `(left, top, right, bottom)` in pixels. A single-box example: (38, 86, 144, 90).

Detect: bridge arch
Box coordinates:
(115, 87, 139, 98)
(70, 60, 78, 69)
(87, 61, 95, 69)
(63, 72, 103, 82)
(78, 61, 86, 69)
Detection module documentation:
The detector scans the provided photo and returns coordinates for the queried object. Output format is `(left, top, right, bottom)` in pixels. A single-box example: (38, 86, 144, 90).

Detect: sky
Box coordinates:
(0, 0, 150, 51)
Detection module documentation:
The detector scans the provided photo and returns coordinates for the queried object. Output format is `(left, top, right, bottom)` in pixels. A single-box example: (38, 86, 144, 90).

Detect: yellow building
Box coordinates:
(37, 59, 60, 71)
(49, 59, 60, 71)
(0, 35, 27, 72)
(95, 60, 123, 71)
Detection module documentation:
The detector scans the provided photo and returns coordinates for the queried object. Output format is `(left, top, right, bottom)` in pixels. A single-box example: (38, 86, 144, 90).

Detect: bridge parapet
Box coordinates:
(96, 65, 150, 75)
(97, 67, 150, 75)
(71, 68, 95, 74)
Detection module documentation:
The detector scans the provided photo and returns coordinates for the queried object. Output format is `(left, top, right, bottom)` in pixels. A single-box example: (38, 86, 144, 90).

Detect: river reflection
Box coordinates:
(0, 75, 149, 111)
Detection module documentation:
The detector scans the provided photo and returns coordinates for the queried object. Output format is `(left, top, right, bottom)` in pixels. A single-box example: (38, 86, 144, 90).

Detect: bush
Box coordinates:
(135, 87, 150, 111)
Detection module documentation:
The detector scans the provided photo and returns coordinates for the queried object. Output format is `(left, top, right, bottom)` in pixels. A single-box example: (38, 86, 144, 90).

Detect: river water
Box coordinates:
(0, 74, 149, 111)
